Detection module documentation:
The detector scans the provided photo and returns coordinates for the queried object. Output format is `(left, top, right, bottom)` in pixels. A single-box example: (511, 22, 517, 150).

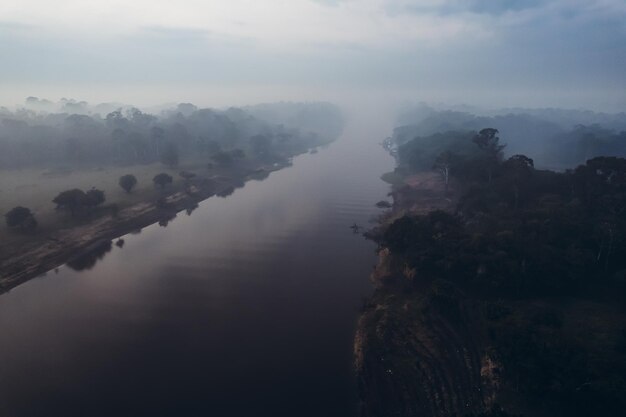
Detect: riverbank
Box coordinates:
(354, 172, 494, 417)
(356, 162, 626, 416)
(0, 161, 288, 294)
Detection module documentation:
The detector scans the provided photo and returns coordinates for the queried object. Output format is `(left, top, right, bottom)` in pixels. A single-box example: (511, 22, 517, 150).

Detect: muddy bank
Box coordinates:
(0, 163, 286, 294)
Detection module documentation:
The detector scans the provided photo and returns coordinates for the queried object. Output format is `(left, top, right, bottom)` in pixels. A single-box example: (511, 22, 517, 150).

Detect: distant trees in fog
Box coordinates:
(210, 151, 234, 166)
(392, 104, 626, 168)
(53, 188, 106, 216)
(160, 143, 179, 167)
(153, 173, 173, 189)
(119, 174, 138, 193)
(0, 101, 343, 170)
(5, 206, 37, 231)
(433, 151, 456, 193)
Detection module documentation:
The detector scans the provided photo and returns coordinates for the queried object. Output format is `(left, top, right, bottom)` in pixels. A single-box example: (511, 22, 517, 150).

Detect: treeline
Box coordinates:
(374, 128, 626, 416)
(4, 171, 191, 231)
(0, 100, 343, 169)
(384, 151, 626, 295)
(392, 104, 626, 168)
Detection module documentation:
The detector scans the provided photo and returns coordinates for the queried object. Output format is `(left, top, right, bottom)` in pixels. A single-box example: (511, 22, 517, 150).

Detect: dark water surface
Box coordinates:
(0, 112, 394, 417)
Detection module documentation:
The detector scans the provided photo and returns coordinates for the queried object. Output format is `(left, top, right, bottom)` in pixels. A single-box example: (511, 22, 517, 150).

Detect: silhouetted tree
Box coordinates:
(85, 188, 105, 208)
(5, 206, 37, 230)
(119, 174, 138, 193)
(473, 128, 506, 183)
(53, 189, 87, 216)
(153, 173, 173, 189)
(503, 154, 534, 208)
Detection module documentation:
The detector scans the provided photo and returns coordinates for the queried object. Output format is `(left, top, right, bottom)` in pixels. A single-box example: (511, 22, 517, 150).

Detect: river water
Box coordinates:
(0, 110, 394, 417)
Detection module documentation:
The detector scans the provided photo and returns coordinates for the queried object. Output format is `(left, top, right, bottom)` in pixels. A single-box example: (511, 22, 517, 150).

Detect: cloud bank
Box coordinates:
(1, 0, 624, 109)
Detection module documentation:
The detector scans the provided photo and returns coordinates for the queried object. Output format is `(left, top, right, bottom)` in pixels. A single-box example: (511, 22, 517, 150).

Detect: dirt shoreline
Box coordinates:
(0, 163, 287, 295)
(353, 172, 494, 417)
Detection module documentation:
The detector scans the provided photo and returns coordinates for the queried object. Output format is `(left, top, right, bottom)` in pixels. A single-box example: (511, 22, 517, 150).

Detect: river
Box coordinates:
(0, 110, 395, 417)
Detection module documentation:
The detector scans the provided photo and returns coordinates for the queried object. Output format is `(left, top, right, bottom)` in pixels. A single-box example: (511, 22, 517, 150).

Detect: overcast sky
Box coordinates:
(1, 0, 625, 110)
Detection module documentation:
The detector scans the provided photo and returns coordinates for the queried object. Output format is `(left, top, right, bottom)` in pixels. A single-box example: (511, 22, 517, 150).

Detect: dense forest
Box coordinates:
(391, 104, 626, 169)
(359, 126, 626, 417)
(0, 99, 343, 169)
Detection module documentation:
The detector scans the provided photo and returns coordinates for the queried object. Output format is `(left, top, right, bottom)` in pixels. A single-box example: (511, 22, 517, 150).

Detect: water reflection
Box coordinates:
(158, 213, 177, 227)
(217, 185, 236, 197)
(185, 202, 199, 215)
(65, 239, 113, 271)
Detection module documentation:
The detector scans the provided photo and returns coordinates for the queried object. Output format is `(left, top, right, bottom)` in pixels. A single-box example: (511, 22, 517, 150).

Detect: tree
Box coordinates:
(53, 188, 104, 216)
(506, 154, 534, 170)
(5, 206, 37, 230)
(433, 150, 458, 194)
(473, 128, 506, 183)
(473, 128, 505, 155)
(127, 131, 147, 161)
(53, 189, 87, 216)
(503, 155, 534, 208)
(150, 126, 164, 157)
(161, 142, 179, 167)
(573, 157, 626, 272)
(153, 173, 173, 189)
(111, 128, 126, 159)
(85, 188, 106, 208)
(119, 174, 138, 193)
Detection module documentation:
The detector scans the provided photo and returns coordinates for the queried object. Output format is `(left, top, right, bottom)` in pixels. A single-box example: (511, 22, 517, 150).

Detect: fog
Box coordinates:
(1, 0, 625, 111)
(3, 2, 626, 417)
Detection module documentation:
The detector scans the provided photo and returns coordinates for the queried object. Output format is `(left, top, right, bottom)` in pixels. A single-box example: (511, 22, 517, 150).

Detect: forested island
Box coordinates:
(0, 99, 343, 292)
(356, 107, 626, 417)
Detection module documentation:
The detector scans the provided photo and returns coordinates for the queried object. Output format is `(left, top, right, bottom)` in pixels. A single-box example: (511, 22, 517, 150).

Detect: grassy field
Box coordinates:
(0, 160, 214, 245)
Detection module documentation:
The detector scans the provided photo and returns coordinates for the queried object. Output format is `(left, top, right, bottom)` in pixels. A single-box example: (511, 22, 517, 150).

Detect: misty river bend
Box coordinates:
(0, 116, 394, 417)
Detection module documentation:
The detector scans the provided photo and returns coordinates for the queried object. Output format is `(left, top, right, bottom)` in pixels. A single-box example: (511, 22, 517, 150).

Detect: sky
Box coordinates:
(1, 0, 625, 110)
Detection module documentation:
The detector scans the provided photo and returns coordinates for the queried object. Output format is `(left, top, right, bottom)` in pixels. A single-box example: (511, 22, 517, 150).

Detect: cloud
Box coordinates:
(0, 0, 624, 109)
(309, 0, 344, 6)
(0, 0, 492, 46)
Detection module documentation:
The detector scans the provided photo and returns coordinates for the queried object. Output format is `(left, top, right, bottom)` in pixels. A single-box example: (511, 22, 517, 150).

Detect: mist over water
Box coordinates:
(1, 1, 625, 416)
(0, 110, 395, 417)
